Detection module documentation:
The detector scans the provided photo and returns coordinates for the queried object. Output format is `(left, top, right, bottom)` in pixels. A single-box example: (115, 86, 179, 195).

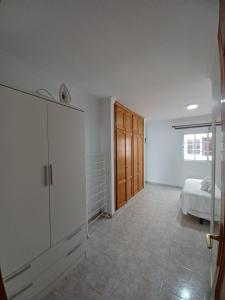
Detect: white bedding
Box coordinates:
(180, 178, 221, 221)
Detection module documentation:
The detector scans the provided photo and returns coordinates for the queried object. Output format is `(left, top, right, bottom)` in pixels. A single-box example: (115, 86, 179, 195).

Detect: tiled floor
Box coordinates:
(43, 184, 211, 300)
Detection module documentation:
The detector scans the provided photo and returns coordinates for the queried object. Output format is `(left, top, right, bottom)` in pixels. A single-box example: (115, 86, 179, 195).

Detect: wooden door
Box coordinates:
(133, 115, 138, 134)
(116, 128, 126, 208)
(138, 118, 144, 136)
(133, 133, 139, 195)
(126, 131, 133, 200)
(115, 105, 125, 130)
(0, 86, 50, 276)
(138, 135, 144, 190)
(125, 111, 133, 131)
(48, 102, 86, 246)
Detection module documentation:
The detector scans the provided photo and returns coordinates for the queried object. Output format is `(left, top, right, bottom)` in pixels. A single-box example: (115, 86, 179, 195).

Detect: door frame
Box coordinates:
(212, 1, 225, 297)
(0, 269, 7, 300)
(212, 103, 225, 298)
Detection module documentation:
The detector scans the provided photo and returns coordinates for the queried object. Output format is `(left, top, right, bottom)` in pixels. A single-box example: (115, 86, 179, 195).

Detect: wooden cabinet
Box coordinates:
(115, 102, 144, 209)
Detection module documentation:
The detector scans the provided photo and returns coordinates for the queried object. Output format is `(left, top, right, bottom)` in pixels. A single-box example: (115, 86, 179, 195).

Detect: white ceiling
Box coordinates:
(0, 0, 219, 119)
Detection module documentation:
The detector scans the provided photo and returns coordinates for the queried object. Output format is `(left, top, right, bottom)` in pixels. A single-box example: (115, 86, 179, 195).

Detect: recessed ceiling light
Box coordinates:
(221, 99, 225, 103)
(186, 104, 199, 110)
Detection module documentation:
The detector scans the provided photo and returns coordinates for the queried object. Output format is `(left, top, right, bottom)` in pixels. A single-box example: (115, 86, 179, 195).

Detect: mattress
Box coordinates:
(180, 178, 221, 221)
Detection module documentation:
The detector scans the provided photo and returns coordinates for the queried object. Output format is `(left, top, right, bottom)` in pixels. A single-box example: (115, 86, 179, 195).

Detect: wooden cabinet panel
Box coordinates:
(133, 133, 139, 195)
(133, 115, 138, 133)
(117, 182, 126, 209)
(125, 111, 133, 131)
(126, 132, 133, 200)
(138, 135, 144, 190)
(115, 105, 125, 129)
(116, 129, 126, 209)
(138, 118, 144, 136)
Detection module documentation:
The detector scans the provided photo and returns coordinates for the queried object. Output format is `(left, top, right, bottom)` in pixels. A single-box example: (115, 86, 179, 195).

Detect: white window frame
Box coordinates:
(183, 132, 212, 161)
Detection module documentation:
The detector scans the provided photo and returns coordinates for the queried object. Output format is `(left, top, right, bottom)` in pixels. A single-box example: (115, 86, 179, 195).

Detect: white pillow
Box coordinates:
(201, 176, 211, 185)
(201, 177, 211, 192)
(208, 185, 211, 193)
(201, 184, 209, 192)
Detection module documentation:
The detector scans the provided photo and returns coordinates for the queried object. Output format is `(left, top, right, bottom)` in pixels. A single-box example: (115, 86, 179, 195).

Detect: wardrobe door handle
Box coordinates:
(49, 164, 53, 185)
(44, 165, 49, 186)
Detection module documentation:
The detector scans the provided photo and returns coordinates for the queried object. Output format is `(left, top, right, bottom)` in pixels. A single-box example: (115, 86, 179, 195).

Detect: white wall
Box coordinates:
(145, 115, 212, 187)
(100, 97, 116, 216)
(0, 52, 105, 219)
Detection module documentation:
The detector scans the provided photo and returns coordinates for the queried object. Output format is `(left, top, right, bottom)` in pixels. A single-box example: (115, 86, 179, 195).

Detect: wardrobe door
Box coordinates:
(48, 102, 86, 246)
(115, 105, 125, 130)
(138, 135, 144, 190)
(126, 131, 133, 200)
(133, 115, 139, 134)
(0, 86, 50, 276)
(138, 118, 144, 136)
(133, 133, 139, 195)
(125, 111, 133, 131)
(116, 129, 126, 209)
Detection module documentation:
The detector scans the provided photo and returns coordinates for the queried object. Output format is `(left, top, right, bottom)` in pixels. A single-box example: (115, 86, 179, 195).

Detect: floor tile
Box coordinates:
(42, 183, 210, 300)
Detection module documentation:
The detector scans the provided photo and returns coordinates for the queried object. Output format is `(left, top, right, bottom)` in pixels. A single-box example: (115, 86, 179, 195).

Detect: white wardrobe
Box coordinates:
(0, 85, 87, 300)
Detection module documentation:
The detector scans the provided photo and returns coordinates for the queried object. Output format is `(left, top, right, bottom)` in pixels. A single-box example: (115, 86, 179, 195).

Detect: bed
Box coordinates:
(180, 178, 221, 222)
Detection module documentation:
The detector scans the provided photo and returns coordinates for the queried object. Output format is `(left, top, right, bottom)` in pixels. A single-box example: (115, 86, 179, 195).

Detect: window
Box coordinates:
(183, 133, 212, 161)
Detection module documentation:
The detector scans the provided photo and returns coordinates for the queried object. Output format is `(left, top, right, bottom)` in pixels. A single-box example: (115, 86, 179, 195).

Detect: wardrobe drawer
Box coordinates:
(4, 225, 86, 298)
(63, 225, 86, 251)
(6, 243, 85, 300)
(33, 243, 85, 300)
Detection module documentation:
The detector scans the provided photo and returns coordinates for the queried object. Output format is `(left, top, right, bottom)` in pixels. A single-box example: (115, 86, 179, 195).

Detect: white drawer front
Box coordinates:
(5, 225, 86, 299)
(34, 243, 85, 300)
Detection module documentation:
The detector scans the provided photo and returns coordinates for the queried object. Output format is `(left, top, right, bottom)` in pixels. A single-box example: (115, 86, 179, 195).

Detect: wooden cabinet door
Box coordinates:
(138, 135, 144, 190)
(125, 111, 133, 131)
(138, 118, 144, 136)
(115, 105, 125, 129)
(126, 132, 133, 200)
(0, 86, 50, 276)
(116, 129, 126, 208)
(48, 102, 86, 246)
(133, 115, 138, 133)
(133, 134, 139, 195)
